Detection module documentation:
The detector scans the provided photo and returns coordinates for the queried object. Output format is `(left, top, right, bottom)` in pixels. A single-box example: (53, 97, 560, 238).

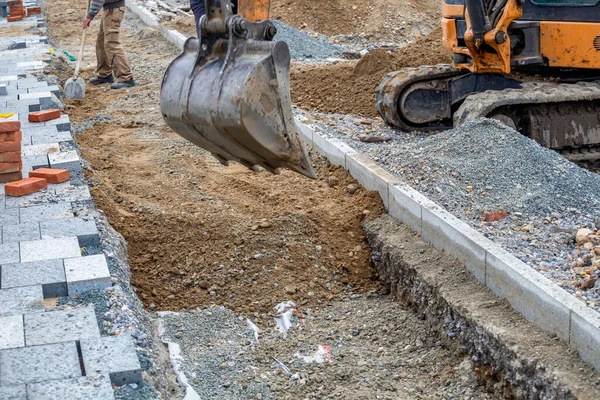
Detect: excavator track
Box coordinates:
(455, 80, 600, 162)
(375, 64, 464, 131)
(376, 64, 600, 163)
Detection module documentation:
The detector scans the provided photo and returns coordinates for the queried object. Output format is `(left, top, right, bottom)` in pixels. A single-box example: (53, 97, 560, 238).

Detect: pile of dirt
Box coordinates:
(290, 28, 451, 117)
(271, 0, 441, 41)
(164, 16, 196, 37)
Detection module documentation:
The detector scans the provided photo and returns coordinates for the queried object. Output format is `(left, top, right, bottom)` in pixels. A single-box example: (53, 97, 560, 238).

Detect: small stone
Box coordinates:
(576, 228, 594, 245)
(521, 225, 532, 232)
(358, 134, 391, 143)
(485, 212, 507, 222)
(328, 176, 340, 187)
(148, 303, 156, 310)
(466, 185, 473, 191)
(219, 362, 228, 369)
(197, 281, 210, 289)
(285, 286, 297, 295)
(175, 332, 183, 338)
(259, 219, 272, 229)
(581, 277, 598, 290)
(347, 184, 359, 194)
(234, 238, 245, 246)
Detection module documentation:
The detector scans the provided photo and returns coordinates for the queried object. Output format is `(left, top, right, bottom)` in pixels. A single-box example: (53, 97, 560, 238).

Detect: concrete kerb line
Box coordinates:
(298, 122, 600, 370)
(117, 5, 600, 369)
(125, 0, 186, 50)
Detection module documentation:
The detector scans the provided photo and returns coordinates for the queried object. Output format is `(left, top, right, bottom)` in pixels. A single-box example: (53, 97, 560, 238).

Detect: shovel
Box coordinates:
(64, 1, 90, 99)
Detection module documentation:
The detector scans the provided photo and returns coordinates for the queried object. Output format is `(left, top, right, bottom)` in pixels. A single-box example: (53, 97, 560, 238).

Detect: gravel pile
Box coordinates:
(300, 113, 600, 312)
(373, 119, 600, 218)
(272, 20, 342, 60)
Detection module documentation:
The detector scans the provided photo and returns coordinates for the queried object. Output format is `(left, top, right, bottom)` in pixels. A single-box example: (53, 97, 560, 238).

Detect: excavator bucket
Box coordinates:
(160, 1, 316, 179)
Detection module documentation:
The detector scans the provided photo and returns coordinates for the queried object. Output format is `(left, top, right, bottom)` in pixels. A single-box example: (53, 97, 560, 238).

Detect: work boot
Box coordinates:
(110, 79, 137, 89)
(89, 75, 114, 85)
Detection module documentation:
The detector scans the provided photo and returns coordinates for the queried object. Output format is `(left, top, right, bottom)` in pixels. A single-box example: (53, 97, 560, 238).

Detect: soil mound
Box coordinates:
(290, 29, 451, 117)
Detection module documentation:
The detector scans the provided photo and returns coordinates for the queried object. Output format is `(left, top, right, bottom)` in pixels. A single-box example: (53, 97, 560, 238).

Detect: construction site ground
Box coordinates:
(44, 0, 600, 398)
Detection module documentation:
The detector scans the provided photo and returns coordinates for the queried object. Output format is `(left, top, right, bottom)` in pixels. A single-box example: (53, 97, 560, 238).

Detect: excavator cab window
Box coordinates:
(531, 0, 599, 5)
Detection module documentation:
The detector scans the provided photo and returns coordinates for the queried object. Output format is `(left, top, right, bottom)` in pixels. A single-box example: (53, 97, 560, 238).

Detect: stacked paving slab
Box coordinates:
(0, 7, 142, 400)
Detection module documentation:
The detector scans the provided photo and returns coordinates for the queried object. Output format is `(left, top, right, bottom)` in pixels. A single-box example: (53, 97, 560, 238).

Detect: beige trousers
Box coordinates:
(95, 7, 133, 82)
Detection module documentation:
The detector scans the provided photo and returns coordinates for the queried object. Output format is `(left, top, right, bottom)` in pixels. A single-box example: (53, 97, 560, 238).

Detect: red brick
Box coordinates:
(0, 141, 21, 153)
(0, 171, 23, 184)
(5, 177, 47, 197)
(0, 162, 22, 174)
(29, 168, 70, 184)
(485, 212, 508, 222)
(26, 7, 41, 16)
(7, 15, 23, 22)
(28, 109, 61, 123)
(0, 152, 21, 163)
(0, 121, 20, 133)
(0, 131, 22, 143)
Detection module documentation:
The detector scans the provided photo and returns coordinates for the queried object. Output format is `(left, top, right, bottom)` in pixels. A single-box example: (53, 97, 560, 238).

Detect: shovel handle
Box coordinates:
(73, 28, 86, 79)
(74, 0, 92, 79)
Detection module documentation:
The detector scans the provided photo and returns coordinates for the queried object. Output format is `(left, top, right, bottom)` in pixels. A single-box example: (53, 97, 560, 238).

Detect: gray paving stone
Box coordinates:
(44, 114, 70, 126)
(21, 143, 60, 157)
(53, 185, 92, 202)
(31, 130, 73, 144)
(40, 217, 99, 247)
(1, 259, 66, 298)
(0, 286, 44, 317)
(81, 336, 142, 386)
(19, 202, 74, 222)
(20, 237, 81, 263)
(0, 385, 27, 400)
(0, 242, 19, 264)
(64, 255, 111, 296)
(48, 150, 81, 174)
(2, 222, 40, 244)
(24, 306, 100, 346)
(0, 315, 24, 350)
(0, 207, 19, 225)
(0, 342, 81, 385)
(27, 374, 114, 400)
(4, 190, 51, 209)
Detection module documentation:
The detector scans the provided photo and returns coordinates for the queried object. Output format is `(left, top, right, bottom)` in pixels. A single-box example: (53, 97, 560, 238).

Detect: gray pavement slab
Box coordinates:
(0, 243, 19, 264)
(0, 315, 24, 350)
(0, 208, 19, 225)
(1, 222, 41, 244)
(24, 306, 101, 346)
(64, 255, 112, 296)
(0, 385, 27, 400)
(20, 236, 81, 263)
(1, 259, 67, 298)
(27, 374, 114, 400)
(40, 217, 99, 247)
(0, 286, 44, 317)
(0, 341, 81, 385)
(19, 202, 74, 222)
(80, 335, 142, 386)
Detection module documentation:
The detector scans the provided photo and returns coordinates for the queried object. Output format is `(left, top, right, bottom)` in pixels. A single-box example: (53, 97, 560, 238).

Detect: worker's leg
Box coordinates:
(190, 0, 205, 37)
(95, 12, 112, 79)
(103, 7, 133, 83)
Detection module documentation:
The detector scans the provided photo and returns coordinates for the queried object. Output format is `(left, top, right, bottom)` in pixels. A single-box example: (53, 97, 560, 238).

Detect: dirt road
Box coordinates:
(45, 1, 505, 398)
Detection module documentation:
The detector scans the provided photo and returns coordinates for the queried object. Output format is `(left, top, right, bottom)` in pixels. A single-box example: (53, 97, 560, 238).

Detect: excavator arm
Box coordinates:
(160, 0, 316, 179)
(458, 0, 523, 74)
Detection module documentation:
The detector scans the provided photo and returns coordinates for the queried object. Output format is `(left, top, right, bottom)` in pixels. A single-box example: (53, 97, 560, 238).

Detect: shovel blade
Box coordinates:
(64, 77, 85, 99)
(160, 32, 315, 179)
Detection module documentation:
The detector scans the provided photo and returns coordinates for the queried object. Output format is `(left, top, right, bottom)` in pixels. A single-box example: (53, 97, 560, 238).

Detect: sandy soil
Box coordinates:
(271, 0, 441, 40)
(290, 29, 451, 117)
